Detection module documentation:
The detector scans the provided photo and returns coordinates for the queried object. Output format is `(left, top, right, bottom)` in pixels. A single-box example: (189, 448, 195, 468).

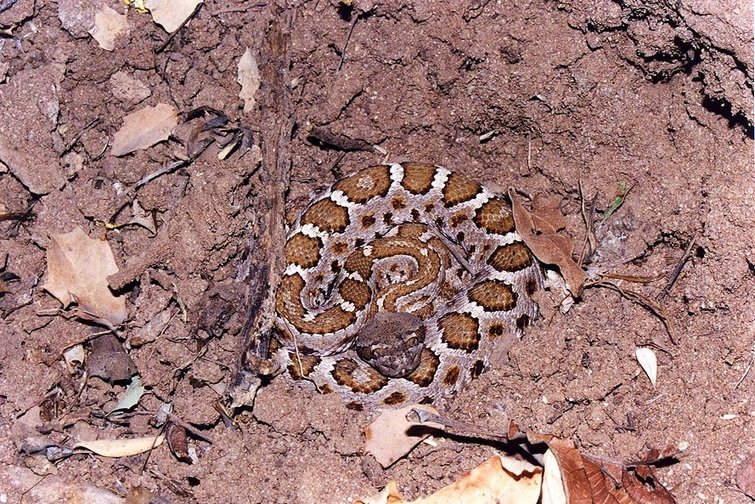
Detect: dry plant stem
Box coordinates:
(577, 179, 598, 267)
(140, 427, 168, 475)
(735, 353, 753, 389)
(57, 328, 115, 358)
(135, 159, 191, 189)
(108, 159, 192, 223)
(409, 408, 508, 443)
(656, 232, 698, 301)
(337, 15, 359, 72)
(587, 279, 675, 344)
(598, 272, 658, 284)
(167, 412, 214, 443)
(62, 118, 101, 155)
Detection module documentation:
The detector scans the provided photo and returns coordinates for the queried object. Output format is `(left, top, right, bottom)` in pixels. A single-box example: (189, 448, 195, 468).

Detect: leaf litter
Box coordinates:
(238, 47, 261, 114)
(636, 347, 658, 387)
(110, 103, 178, 156)
(144, 0, 202, 33)
(74, 433, 165, 458)
(359, 407, 678, 503)
(42, 227, 127, 328)
(364, 405, 443, 468)
(509, 189, 587, 297)
(88, 6, 129, 51)
(107, 375, 146, 417)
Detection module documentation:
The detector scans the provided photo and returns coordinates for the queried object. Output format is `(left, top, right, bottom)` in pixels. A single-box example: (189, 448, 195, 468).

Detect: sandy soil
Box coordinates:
(0, 0, 753, 502)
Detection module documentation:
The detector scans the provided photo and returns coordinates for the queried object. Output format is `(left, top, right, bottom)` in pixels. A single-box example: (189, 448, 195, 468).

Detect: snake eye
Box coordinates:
(405, 336, 421, 347)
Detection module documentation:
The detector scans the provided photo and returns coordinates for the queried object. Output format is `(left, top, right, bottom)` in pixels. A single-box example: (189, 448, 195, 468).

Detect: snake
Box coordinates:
(271, 162, 542, 409)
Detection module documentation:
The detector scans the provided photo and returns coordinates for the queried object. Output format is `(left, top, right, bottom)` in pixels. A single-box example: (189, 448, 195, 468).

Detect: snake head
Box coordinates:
(354, 311, 426, 378)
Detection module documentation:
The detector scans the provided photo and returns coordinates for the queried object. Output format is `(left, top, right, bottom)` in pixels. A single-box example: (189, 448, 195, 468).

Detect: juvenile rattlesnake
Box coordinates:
(272, 162, 542, 409)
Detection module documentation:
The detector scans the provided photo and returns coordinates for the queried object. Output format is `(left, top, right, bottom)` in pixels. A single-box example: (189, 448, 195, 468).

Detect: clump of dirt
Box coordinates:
(0, 0, 752, 502)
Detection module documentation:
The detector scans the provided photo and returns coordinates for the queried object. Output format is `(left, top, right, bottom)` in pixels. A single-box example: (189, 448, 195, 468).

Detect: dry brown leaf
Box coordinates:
(509, 190, 587, 297)
(166, 422, 192, 463)
(43, 227, 127, 328)
(364, 405, 443, 468)
(88, 6, 129, 51)
(87, 334, 137, 382)
(356, 456, 542, 504)
(144, 0, 202, 33)
(238, 47, 261, 114)
(534, 434, 676, 504)
(111, 103, 178, 157)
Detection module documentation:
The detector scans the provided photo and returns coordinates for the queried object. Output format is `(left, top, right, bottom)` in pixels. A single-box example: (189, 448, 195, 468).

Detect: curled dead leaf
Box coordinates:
(531, 433, 676, 504)
(636, 347, 658, 387)
(166, 422, 192, 463)
(509, 190, 587, 297)
(43, 227, 127, 328)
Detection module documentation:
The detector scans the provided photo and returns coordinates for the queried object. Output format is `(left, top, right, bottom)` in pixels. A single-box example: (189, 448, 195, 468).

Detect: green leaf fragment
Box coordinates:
(602, 180, 629, 222)
(108, 375, 145, 417)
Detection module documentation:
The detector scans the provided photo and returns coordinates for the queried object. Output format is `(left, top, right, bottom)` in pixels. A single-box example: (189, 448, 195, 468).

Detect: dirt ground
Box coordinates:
(0, 0, 753, 502)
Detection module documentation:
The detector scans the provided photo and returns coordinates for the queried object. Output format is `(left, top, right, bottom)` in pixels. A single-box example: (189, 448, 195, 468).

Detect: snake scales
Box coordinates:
(271, 162, 542, 409)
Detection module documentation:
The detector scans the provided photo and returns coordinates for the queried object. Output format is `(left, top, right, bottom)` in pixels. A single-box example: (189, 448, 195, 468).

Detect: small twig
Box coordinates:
(105, 157, 192, 225)
(62, 118, 101, 155)
(212, 3, 266, 15)
(0, 0, 18, 14)
(0, 206, 34, 223)
(140, 427, 168, 475)
(327, 151, 348, 178)
(604, 410, 636, 433)
(433, 228, 475, 276)
(577, 180, 598, 267)
(546, 402, 576, 424)
(167, 412, 214, 443)
(526, 136, 531, 172)
(337, 15, 359, 72)
(409, 408, 520, 444)
(735, 352, 753, 389)
(135, 159, 191, 189)
(291, 332, 323, 394)
(586, 279, 675, 344)
(155, 3, 203, 53)
(598, 272, 659, 284)
(656, 233, 698, 301)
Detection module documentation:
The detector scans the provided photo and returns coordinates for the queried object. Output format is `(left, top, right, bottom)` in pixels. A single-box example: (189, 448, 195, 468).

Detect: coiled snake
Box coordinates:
(271, 162, 542, 409)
